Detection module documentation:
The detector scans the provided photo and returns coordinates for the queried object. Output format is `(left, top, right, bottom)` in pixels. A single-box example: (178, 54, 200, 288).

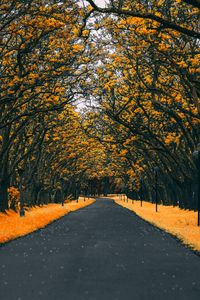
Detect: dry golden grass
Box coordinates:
(114, 196, 200, 251)
(0, 198, 95, 244)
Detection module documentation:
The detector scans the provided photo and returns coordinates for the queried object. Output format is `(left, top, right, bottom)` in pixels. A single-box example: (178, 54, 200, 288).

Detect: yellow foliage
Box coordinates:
(8, 187, 20, 201)
(0, 199, 95, 244)
(115, 198, 200, 251)
(177, 61, 187, 68)
(73, 44, 84, 52)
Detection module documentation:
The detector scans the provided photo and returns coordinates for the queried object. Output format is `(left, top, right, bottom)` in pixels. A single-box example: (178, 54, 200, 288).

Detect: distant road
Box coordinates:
(1, 198, 200, 300)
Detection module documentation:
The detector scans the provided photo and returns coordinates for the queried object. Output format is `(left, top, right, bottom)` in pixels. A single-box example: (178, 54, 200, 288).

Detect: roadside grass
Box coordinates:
(0, 197, 95, 244)
(114, 196, 200, 252)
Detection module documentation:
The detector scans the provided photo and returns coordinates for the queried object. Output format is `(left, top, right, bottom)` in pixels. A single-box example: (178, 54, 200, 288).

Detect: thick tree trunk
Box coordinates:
(0, 178, 9, 211)
(54, 189, 62, 203)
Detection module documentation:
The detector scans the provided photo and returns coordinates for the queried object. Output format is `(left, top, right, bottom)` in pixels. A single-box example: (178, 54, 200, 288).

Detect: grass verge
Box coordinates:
(114, 196, 200, 252)
(0, 197, 95, 244)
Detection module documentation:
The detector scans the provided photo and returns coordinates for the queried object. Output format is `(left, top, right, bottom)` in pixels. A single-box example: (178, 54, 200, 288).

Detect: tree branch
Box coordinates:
(86, 0, 200, 39)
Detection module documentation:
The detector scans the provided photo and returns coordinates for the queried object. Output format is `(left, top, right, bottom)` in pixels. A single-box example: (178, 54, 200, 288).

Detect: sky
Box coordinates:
(83, 0, 107, 7)
(77, 0, 108, 109)
(95, 0, 107, 6)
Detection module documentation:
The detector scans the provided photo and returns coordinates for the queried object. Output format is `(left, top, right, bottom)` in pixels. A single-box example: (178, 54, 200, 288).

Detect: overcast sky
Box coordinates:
(86, 0, 107, 7)
(81, 0, 108, 8)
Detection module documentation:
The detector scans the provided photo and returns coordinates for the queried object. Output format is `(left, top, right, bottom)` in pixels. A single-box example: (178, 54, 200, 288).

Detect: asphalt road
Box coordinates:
(1, 198, 200, 300)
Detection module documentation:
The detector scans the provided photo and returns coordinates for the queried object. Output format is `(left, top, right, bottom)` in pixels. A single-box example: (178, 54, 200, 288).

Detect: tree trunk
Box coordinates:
(0, 178, 9, 211)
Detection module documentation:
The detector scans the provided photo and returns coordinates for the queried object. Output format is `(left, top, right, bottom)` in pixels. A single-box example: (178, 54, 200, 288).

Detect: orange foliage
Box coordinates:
(0, 198, 95, 244)
(114, 196, 200, 251)
(8, 186, 20, 199)
(8, 186, 20, 210)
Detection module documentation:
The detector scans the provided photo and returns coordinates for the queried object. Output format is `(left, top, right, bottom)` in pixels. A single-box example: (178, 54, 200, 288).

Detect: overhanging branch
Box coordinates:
(86, 0, 200, 39)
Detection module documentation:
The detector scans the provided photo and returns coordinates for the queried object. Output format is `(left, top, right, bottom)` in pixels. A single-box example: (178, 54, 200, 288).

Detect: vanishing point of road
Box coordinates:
(1, 198, 200, 300)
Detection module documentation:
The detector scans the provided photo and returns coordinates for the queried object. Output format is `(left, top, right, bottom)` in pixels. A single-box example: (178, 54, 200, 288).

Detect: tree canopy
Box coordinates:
(0, 0, 199, 211)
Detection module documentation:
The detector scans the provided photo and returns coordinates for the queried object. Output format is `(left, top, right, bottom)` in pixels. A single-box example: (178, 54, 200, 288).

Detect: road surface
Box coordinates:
(1, 198, 200, 300)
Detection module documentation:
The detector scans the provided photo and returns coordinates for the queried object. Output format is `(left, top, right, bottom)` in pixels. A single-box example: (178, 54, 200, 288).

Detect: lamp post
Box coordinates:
(193, 144, 200, 226)
(132, 182, 134, 204)
(76, 182, 79, 203)
(140, 179, 143, 207)
(60, 178, 65, 206)
(18, 167, 25, 217)
(84, 189, 86, 202)
(154, 167, 159, 212)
